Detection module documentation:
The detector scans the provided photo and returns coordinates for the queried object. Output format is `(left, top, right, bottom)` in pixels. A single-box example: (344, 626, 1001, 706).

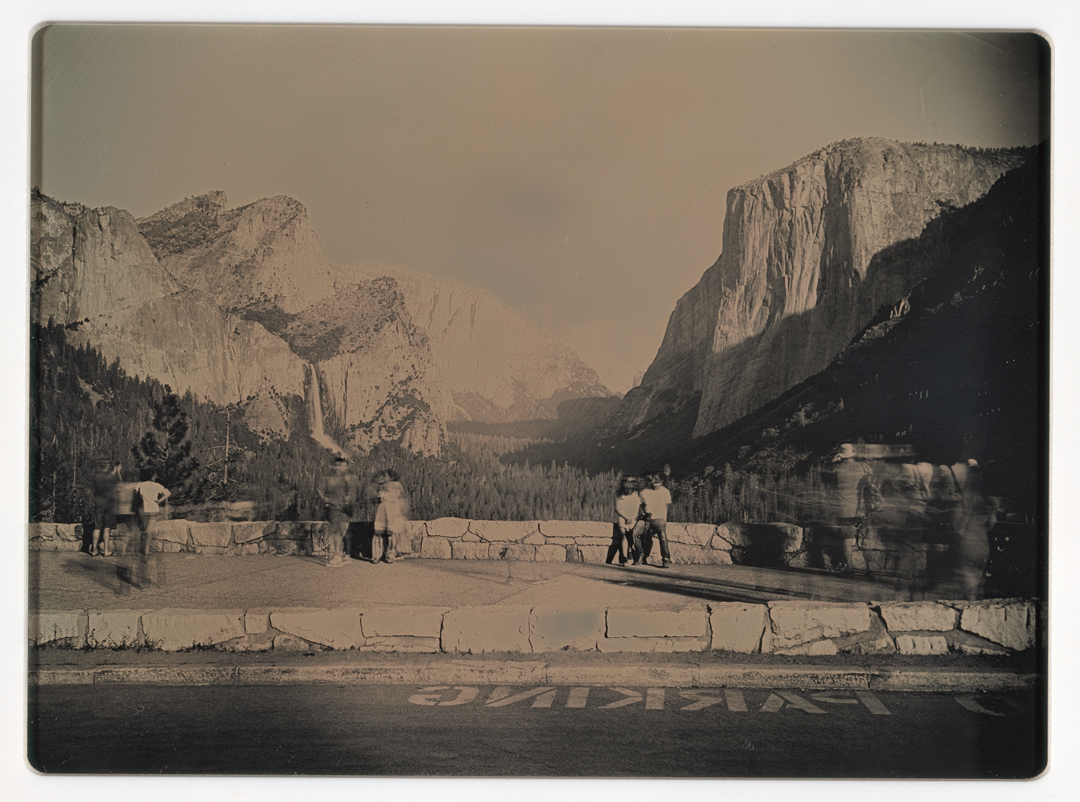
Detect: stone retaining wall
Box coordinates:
(28, 518, 937, 570)
(30, 599, 1039, 657)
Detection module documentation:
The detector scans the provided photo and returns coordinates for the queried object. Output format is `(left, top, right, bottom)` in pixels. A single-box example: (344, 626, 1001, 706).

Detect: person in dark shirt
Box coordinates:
(317, 457, 360, 567)
(89, 460, 120, 557)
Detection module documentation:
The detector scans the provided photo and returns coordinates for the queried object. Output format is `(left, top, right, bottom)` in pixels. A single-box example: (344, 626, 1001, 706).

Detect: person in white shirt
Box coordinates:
(637, 472, 673, 568)
(122, 473, 171, 588)
(372, 469, 408, 564)
(607, 476, 642, 566)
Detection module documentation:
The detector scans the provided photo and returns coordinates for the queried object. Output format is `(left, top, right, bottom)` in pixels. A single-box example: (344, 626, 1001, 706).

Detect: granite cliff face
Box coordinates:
(31, 194, 178, 323)
(625, 139, 1030, 440)
(31, 191, 308, 439)
(31, 188, 609, 456)
(139, 192, 346, 314)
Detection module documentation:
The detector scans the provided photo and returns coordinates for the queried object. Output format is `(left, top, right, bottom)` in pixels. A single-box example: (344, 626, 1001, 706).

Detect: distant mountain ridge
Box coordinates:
(30, 188, 611, 456)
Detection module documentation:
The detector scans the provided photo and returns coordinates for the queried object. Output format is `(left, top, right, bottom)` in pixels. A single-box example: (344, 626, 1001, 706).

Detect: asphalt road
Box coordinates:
(27, 683, 1045, 778)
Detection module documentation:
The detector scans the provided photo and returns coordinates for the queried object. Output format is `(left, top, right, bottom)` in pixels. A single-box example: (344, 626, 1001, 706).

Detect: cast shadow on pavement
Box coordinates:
(591, 566, 896, 605)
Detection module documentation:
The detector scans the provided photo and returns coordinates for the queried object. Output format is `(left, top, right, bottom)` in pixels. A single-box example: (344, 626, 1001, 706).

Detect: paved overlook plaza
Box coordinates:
(29, 539, 1040, 664)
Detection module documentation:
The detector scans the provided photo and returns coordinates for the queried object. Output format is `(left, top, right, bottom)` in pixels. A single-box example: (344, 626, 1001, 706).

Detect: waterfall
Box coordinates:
(307, 363, 346, 456)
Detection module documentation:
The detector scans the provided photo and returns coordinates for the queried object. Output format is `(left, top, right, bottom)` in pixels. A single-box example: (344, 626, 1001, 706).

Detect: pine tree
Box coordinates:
(133, 390, 198, 500)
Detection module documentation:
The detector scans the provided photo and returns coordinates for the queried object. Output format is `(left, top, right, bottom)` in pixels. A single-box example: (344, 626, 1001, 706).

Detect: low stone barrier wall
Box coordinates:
(27, 518, 936, 571)
(30, 599, 1039, 657)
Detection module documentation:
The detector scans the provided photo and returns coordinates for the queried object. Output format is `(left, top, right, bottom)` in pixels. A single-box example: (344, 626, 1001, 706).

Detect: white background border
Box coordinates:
(5, 2, 1076, 800)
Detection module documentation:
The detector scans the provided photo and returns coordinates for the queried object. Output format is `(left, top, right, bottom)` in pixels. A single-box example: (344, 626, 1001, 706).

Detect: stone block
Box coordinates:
(946, 630, 1011, 656)
(597, 637, 706, 653)
(768, 602, 872, 650)
(716, 522, 803, 562)
(708, 533, 737, 551)
(505, 541, 540, 561)
(87, 610, 146, 648)
(360, 607, 446, 639)
(451, 541, 492, 560)
(783, 551, 811, 569)
(534, 545, 567, 562)
(31, 611, 87, 647)
(232, 522, 273, 544)
(667, 523, 717, 547)
(399, 521, 426, 554)
(713, 522, 754, 549)
(156, 541, 184, 553)
(576, 546, 609, 564)
(141, 609, 246, 651)
(538, 521, 614, 541)
(274, 634, 326, 651)
(425, 518, 471, 539)
(469, 520, 537, 542)
(194, 545, 228, 556)
(441, 606, 532, 653)
(959, 600, 1036, 651)
(270, 608, 364, 650)
(236, 543, 260, 556)
(502, 544, 537, 561)
(607, 607, 708, 639)
(460, 531, 482, 543)
(276, 522, 318, 541)
(28, 523, 83, 546)
(896, 634, 949, 656)
(775, 639, 839, 656)
(709, 603, 769, 653)
(530, 607, 605, 651)
(151, 520, 190, 546)
(878, 602, 959, 633)
(841, 636, 897, 655)
(245, 610, 271, 635)
(420, 537, 452, 559)
(521, 532, 547, 546)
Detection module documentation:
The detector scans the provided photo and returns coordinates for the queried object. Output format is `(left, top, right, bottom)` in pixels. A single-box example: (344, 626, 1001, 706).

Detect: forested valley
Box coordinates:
(30, 321, 823, 528)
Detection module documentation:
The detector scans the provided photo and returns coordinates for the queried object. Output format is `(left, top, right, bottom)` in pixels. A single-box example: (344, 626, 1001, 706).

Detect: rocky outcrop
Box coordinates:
(31, 192, 177, 324)
(31, 192, 306, 436)
(32, 187, 610, 455)
(629, 139, 1029, 439)
(70, 291, 306, 406)
(141, 193, 347, 315)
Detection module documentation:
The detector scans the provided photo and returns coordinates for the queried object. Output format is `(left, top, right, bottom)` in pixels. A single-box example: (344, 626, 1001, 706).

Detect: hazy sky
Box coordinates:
(32, 25, 1046, 391)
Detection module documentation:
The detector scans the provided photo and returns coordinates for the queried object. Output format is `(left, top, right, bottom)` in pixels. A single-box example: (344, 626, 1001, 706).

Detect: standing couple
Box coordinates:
(608, 471, 673, 568)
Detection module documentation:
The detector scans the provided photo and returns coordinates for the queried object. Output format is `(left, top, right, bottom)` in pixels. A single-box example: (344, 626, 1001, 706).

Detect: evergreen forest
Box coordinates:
(29, 321, 827, 528)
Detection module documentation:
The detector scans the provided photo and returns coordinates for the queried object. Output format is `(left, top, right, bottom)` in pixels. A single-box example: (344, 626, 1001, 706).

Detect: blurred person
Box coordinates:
(119, 472, 171, 589)
(317, 457, 360, 568)
(637, 472, 673, 568)
(875, 461, 934, 595)
(372, 469, 408, 564)
(607, 476, 642, 566)
(830, 443, 874, 574)
(944, 459, 1000, 600)
(89, 459, 121, 557)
